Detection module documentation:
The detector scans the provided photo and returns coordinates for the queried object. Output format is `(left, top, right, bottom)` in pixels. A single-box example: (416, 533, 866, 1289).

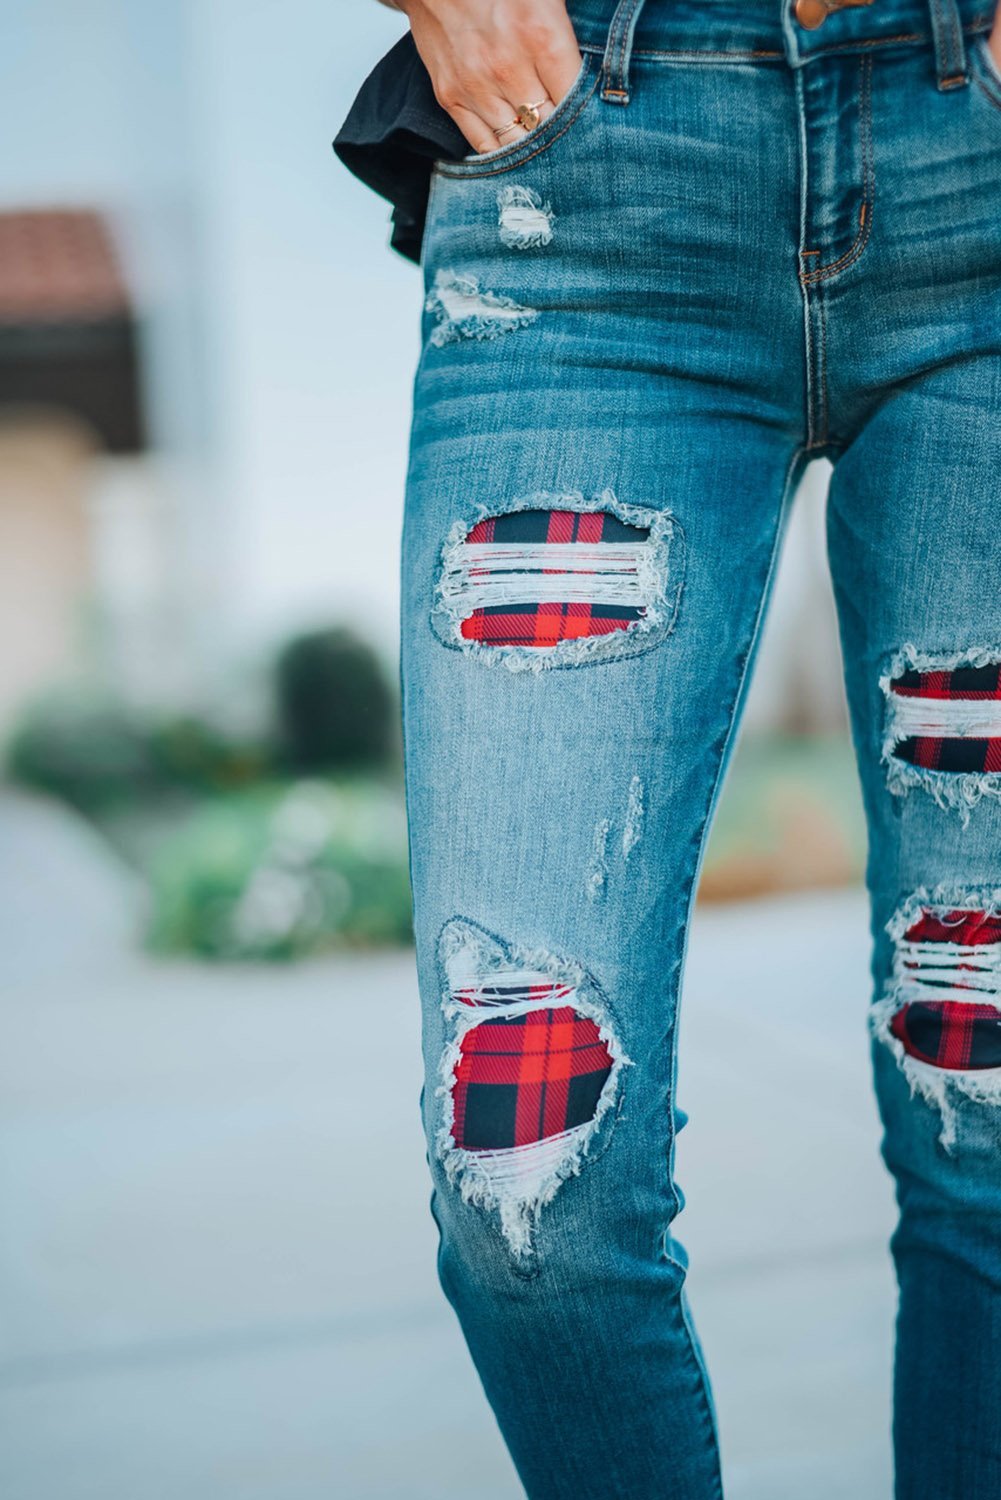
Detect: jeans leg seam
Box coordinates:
(658, 444, 805, 1499)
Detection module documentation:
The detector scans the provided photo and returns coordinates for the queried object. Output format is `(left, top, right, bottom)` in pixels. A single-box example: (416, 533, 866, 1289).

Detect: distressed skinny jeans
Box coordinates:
(399, 1, 1001, 1494)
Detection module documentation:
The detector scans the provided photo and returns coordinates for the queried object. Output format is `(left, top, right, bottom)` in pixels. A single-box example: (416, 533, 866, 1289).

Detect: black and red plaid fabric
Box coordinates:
(460, 509, 649, 649)
(891, 907, 1001, 1070)
(453, 1005, 613, 1151)
(890, 1002, 1001, 1070)
(904, 908, 1001, 949)
(890, 664, 1001, 773)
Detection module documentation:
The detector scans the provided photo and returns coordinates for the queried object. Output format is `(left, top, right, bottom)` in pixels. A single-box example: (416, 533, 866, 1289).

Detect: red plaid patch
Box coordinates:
(890, 1002, 1001, 1070)
(453, 1005, 613, 1151)
(904, 908, 1001, 948)
(460, 509, 648, 648)
(890, 664, 1001, 773)
(892, 907, 1001, 1070)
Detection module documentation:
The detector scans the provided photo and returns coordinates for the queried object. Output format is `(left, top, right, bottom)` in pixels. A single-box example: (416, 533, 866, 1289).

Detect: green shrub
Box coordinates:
(147, 777, 411, 959)
(276, 628, 396, 772)
(147, 715, 268, 790)
(6, 690, 270, 808)
(6, 689, 157, 811)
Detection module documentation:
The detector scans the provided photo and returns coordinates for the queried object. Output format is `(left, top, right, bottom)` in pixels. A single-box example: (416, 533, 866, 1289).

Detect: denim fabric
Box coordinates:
(397, 2, 1001, 1494)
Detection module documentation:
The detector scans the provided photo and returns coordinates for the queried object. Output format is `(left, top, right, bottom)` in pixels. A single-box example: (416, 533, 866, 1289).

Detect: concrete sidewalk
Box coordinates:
(0, 793, 896, 1499)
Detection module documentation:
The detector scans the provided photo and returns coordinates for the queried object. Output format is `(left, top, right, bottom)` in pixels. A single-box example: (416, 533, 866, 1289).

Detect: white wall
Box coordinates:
(184, 0, 416, 659)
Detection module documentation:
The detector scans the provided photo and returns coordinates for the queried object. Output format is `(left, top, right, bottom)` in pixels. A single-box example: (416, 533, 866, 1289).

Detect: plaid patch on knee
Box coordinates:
(890, 906, 1001, 1071)
(888, 664, 1001, 773)
(458, 509, 651, 648)
(902, 908, 1001, 949)
(452, 1004, 613, 1151)
(437, 920, 630, 1255)
(890, 1002, 1001, 1070)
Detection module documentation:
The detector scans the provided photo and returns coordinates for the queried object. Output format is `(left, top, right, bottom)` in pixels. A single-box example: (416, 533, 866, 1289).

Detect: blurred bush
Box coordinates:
(148, 714, 270, 789)
(4, 625, 411, 959)
(6, 688, 159, 811)
(8, 628, 396, 811)
(276, 627, 396, 771)
(147, 778, 411, 960)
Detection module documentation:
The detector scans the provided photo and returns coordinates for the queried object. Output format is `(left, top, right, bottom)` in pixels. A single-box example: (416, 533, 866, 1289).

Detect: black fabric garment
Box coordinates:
(333, 33, 469, 264)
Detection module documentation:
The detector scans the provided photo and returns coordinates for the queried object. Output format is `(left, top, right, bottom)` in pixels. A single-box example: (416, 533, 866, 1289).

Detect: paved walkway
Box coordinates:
(0, 793, 896, 1498)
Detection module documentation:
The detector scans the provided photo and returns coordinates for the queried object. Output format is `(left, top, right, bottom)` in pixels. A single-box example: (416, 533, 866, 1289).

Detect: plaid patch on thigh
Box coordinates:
(459, 509, 650, 648)
(889, 664, 1001, 773)
(891, 907, 1001, 1070)
(453, 1005, 613, 1151)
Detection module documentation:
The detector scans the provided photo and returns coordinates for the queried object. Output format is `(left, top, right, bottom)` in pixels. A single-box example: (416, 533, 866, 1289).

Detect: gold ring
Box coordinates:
(498, 97, 550, 136)
(517, 97, 548, 130)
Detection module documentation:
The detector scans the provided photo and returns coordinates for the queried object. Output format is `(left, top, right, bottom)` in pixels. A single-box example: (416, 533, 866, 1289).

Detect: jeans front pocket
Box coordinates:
(434, 53, 600, 180)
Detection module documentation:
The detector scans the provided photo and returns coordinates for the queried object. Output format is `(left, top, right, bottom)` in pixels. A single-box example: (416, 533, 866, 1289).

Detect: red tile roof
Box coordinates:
(0, 209, 131, 324)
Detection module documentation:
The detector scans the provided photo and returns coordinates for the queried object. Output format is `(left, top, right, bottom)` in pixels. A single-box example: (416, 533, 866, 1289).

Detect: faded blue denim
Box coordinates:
(398, 1, 1001, 1494)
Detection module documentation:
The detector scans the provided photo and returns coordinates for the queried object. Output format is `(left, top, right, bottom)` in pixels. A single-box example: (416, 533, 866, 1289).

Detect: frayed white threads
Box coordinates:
(870, 998, 1001, 1151)
(622, 776, 644, 859)
(880, 644, 1001, 822)
(889, 695, 1001, 741)
(436, 919, 630, 1258)
(497, 185, 554, 249)
(586, 819, 610, 902)
(872, 888, 1001, 1150)
(432, 489, 680, 672)
(426, 270, 538, 346)
(445, 541, 656, 612)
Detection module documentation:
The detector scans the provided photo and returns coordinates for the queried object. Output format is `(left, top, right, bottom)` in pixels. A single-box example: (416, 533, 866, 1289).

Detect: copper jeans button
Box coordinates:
(794, 0, 876, 29)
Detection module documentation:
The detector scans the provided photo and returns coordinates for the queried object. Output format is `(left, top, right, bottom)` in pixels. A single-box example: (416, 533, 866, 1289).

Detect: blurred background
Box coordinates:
(0, 3, 896, 1497)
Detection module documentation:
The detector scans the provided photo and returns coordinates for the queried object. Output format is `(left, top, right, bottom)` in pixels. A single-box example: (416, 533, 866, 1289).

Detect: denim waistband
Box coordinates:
(569, 0, 993, 65)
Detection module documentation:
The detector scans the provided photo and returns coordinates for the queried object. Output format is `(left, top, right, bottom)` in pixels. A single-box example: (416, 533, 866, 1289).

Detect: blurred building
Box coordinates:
(0, 208, 147, 732)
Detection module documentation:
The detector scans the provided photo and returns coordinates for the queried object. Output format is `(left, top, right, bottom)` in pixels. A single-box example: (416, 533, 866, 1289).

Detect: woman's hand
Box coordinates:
(390, 0, 583, 155)
(991, 3, 1001, 71)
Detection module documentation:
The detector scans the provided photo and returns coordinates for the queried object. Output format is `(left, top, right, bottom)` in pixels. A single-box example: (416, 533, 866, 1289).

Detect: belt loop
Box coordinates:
(928, 0, 969, 90)
(601, 0, 648, 105)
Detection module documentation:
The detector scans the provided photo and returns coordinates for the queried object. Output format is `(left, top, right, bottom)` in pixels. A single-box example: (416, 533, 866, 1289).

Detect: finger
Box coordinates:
(489, 64, 557, 131)
(534, 29, 585, 114)
(445, 62, 555, 157)
(456, 85, 536, 151)
(991, 18, 1001, 70)
(448, 103, 507, 156)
